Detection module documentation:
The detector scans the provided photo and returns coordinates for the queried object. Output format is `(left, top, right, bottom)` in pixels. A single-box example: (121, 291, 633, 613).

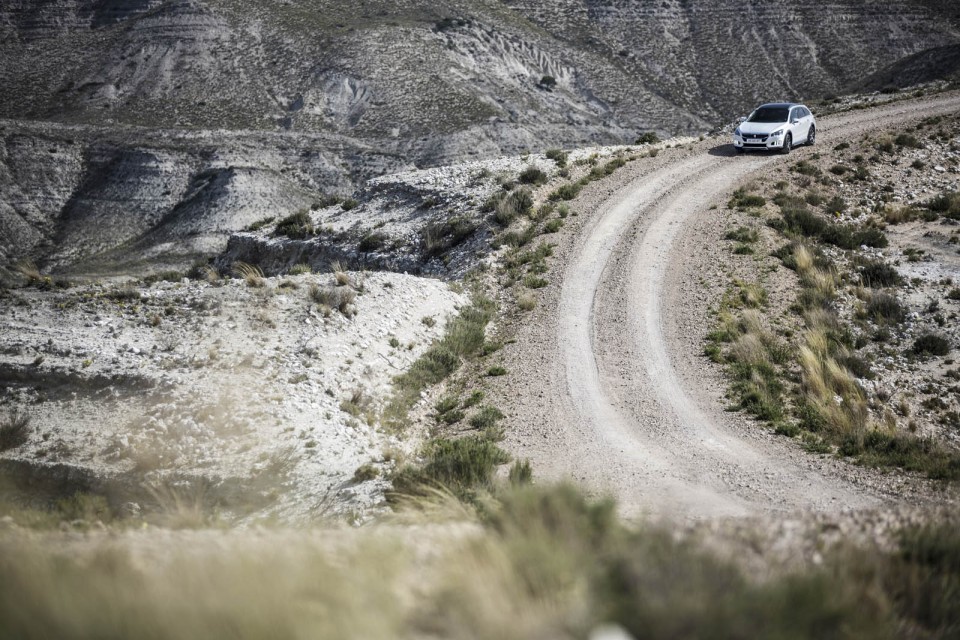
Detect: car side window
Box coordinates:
(800, 107, 810, 118)
(790, 108, 798, 122)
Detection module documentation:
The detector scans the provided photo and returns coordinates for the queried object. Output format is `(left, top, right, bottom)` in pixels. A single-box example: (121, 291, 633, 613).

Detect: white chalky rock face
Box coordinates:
(0, 271, 467, 522)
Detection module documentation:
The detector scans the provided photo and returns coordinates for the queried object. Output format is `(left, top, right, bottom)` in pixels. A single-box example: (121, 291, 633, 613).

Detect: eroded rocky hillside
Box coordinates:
(1, 0, 958, 279)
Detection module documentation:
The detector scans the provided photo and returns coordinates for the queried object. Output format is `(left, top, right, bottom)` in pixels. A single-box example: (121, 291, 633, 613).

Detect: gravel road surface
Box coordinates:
(501, 93, 960, 520)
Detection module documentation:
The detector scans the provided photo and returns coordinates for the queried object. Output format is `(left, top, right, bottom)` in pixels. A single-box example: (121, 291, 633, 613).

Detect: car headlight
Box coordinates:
(734, 127, 741, 136)
(770, 129, 783, 137)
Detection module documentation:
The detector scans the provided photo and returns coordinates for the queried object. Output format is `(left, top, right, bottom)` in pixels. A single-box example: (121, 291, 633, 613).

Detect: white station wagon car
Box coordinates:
(733, 102, 816, 154)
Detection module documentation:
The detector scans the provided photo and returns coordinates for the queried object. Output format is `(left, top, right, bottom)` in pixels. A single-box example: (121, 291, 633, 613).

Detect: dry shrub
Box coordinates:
(793, 244, 836, 305)
(793, 244, 814, 273)
(232, 262, 265, 288)
(729, 333, 770, 369)
(199, 264, 220, 283)
(0, 412, 30, 451)
(14, 260, 44, 283)
(798, 328, 870, 437)
(880, 204, 921, 225)
(736, 281, 767, 308)
(309, 284, 356, 317)
(517, 292, 537, 311)
(331, 261, 352, 287)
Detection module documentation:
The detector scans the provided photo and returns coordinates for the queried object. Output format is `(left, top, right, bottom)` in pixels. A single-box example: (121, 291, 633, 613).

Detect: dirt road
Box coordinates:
(501, 92, 960, 520)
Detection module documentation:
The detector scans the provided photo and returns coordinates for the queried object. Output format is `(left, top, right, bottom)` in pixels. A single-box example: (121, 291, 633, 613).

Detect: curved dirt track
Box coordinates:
(501, 93, 960, 520)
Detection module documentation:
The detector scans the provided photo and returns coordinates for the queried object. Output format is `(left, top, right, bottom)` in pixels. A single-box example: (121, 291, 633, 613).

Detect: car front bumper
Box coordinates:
(733, 134, 785, 151)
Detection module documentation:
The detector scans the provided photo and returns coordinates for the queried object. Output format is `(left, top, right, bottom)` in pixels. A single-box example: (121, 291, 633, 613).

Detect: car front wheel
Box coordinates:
(781, 133, 792, 155)
(806, 125, 816, 146)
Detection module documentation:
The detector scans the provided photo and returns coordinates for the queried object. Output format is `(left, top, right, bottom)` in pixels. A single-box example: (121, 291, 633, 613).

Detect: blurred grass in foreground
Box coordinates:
(1, 483, 958, 639)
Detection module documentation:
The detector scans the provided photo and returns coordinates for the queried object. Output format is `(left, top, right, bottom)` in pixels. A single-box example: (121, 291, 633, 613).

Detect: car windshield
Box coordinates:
(747, 107, 789, 123)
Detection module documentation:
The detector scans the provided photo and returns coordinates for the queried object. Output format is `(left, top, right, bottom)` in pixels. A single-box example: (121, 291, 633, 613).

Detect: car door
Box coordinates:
(788, 107, 802, 141)
(797, 107, 812, 140)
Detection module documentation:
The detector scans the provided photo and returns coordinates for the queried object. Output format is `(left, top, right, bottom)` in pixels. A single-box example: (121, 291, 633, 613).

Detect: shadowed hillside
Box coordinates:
(0, 0, 957, 276)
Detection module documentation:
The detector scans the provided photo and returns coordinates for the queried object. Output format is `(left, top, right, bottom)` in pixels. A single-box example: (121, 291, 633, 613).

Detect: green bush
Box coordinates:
(817, 223, 887, 250)
(508, 459, 533, 485)
(927, 192, 960, 219)
(843, 431, 960, 480)
(544, 149, 568, 167)
(895, 133, 923, 149)
(388, 298, 496, 424)
(866, 293, 906, 323)
(245, 216, 275, 232)
(587, 158, 628, 182)
(792, 160, 822, 177)
(635, 132, 660, 145)
(393, 436, 510, 498)
(358, 232, 388, 253)
(523, 275, 549, 289)
(0, 411, 30, 451)
(781, 204, 827, 237)
(855, 259, 901, 287)
(549, 183, 581, 202)
(518, 167, 548, 186)
(493, 189, 534, 225)
(543, 219, 564, 234)
(824, 195, 847, 216)
(55, 492, 113, 523)
(274, 211, 315, 239)
(913, 334, 951, 357)
(469, 406, 504, 430)
(728, 189, 766, 210)
(422, 216, 478, 259)
(725, 226, 759, 243)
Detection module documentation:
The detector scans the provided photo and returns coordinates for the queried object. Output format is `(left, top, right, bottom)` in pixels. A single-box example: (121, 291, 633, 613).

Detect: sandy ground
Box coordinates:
(0, 271, 466, 521)
(497, 92, 960, 521)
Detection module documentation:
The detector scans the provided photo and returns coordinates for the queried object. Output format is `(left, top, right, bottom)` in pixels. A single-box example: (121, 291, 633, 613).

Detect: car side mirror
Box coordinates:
(738, 116, 747, 123)
(791, 119, 799, 125)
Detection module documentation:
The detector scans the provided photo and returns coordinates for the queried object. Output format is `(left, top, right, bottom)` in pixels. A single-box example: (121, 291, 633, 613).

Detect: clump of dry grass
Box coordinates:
(0, 411, 30, 451)
(792, 244, 837, 308)
(735, 280, 767, 308)
(14, 260, 44, 283)
(517, 292, 537, 311)
(309, 283, 356, 317)
(341, 387, 375, 424)
(13, 260, 60, 289)
(331, 261, 352, 287)
(880, 203, 922, 225)
(289, 263, 311, 276)
(232, 262, 265, 288)
(797, 315, 870, 441)
(708, 292, 789, 423)
(200, 264, 220, 283)
(144, 480, 223, 529)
